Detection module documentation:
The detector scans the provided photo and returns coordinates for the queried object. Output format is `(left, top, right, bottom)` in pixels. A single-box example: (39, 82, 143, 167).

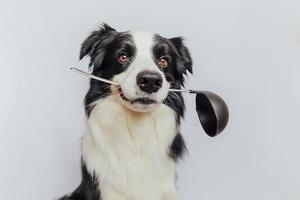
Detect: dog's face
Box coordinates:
(81, 24, 192, 114)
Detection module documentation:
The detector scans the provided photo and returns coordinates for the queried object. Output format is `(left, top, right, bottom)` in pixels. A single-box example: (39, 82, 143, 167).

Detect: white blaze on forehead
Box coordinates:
(129, 30, 156, 67)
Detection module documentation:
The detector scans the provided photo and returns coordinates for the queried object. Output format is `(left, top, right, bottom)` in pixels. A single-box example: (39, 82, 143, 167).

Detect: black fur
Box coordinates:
(60, 24, 192, 200)
(153, 35, 192, 86)
(169, 37, 193, 74)
(59, 161, 100, 200)
(169, 133, 187, 161)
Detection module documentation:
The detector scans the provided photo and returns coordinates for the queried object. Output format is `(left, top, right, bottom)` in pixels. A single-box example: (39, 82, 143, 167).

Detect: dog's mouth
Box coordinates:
(118, 88, 157, 105)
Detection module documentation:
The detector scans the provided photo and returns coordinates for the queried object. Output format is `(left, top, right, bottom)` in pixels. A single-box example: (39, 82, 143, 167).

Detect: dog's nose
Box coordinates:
(137, 71, 163, 93)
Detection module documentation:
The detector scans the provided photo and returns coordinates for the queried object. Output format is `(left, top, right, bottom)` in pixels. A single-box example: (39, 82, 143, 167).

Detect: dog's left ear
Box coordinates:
(169, 37, 193, 74)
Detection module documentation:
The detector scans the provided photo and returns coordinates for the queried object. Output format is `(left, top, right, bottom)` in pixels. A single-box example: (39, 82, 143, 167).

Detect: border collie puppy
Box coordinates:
(60, 24, 192, 200)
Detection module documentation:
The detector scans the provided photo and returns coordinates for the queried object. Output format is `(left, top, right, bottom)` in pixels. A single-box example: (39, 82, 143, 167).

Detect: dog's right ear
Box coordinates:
(79, 24, 117, 67)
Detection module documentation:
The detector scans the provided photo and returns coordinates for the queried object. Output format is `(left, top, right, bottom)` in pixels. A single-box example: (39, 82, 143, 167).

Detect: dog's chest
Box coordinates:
(83, 96, 178, 200)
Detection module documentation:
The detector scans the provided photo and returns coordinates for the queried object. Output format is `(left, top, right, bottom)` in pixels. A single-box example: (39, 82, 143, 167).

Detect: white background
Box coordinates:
(1, 0, 300, 199)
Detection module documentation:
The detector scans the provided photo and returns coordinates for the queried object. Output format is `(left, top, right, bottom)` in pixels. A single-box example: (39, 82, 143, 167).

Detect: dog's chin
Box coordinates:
(122, 101, 159, 112)
(118, 89, 160, 112)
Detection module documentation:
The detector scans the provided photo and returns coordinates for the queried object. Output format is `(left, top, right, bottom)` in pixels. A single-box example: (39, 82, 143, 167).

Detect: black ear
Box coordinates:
(169, 37, 193, 74)
(79, 24, 117, 67)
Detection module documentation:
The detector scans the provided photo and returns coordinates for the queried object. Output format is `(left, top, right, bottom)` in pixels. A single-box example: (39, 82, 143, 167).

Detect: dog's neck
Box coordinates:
(82, 95, 178, 200)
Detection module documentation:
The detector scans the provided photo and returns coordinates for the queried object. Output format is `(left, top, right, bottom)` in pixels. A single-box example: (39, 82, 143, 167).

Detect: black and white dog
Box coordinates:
(60, 24, 192, 200)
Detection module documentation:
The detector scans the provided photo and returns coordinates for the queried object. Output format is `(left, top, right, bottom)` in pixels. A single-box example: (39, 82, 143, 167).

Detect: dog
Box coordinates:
(60, 23, 192, 200)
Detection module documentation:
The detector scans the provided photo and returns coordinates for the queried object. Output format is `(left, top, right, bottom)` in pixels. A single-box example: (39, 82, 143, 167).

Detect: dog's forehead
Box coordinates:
(128, 30, 156, 56)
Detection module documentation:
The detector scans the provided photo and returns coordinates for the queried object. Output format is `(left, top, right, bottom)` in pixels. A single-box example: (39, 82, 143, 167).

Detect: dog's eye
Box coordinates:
(159, 57, 168, 69)
(117, 54, 129, 64)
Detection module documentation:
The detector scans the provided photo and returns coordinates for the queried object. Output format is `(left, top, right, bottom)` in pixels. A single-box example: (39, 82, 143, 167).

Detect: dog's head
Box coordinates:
(81, 24, 192, 114)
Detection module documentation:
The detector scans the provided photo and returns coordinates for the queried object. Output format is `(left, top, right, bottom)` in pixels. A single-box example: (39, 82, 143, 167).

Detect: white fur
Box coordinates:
(83, 95, 177, 200)
(113, 31, 170, 112)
